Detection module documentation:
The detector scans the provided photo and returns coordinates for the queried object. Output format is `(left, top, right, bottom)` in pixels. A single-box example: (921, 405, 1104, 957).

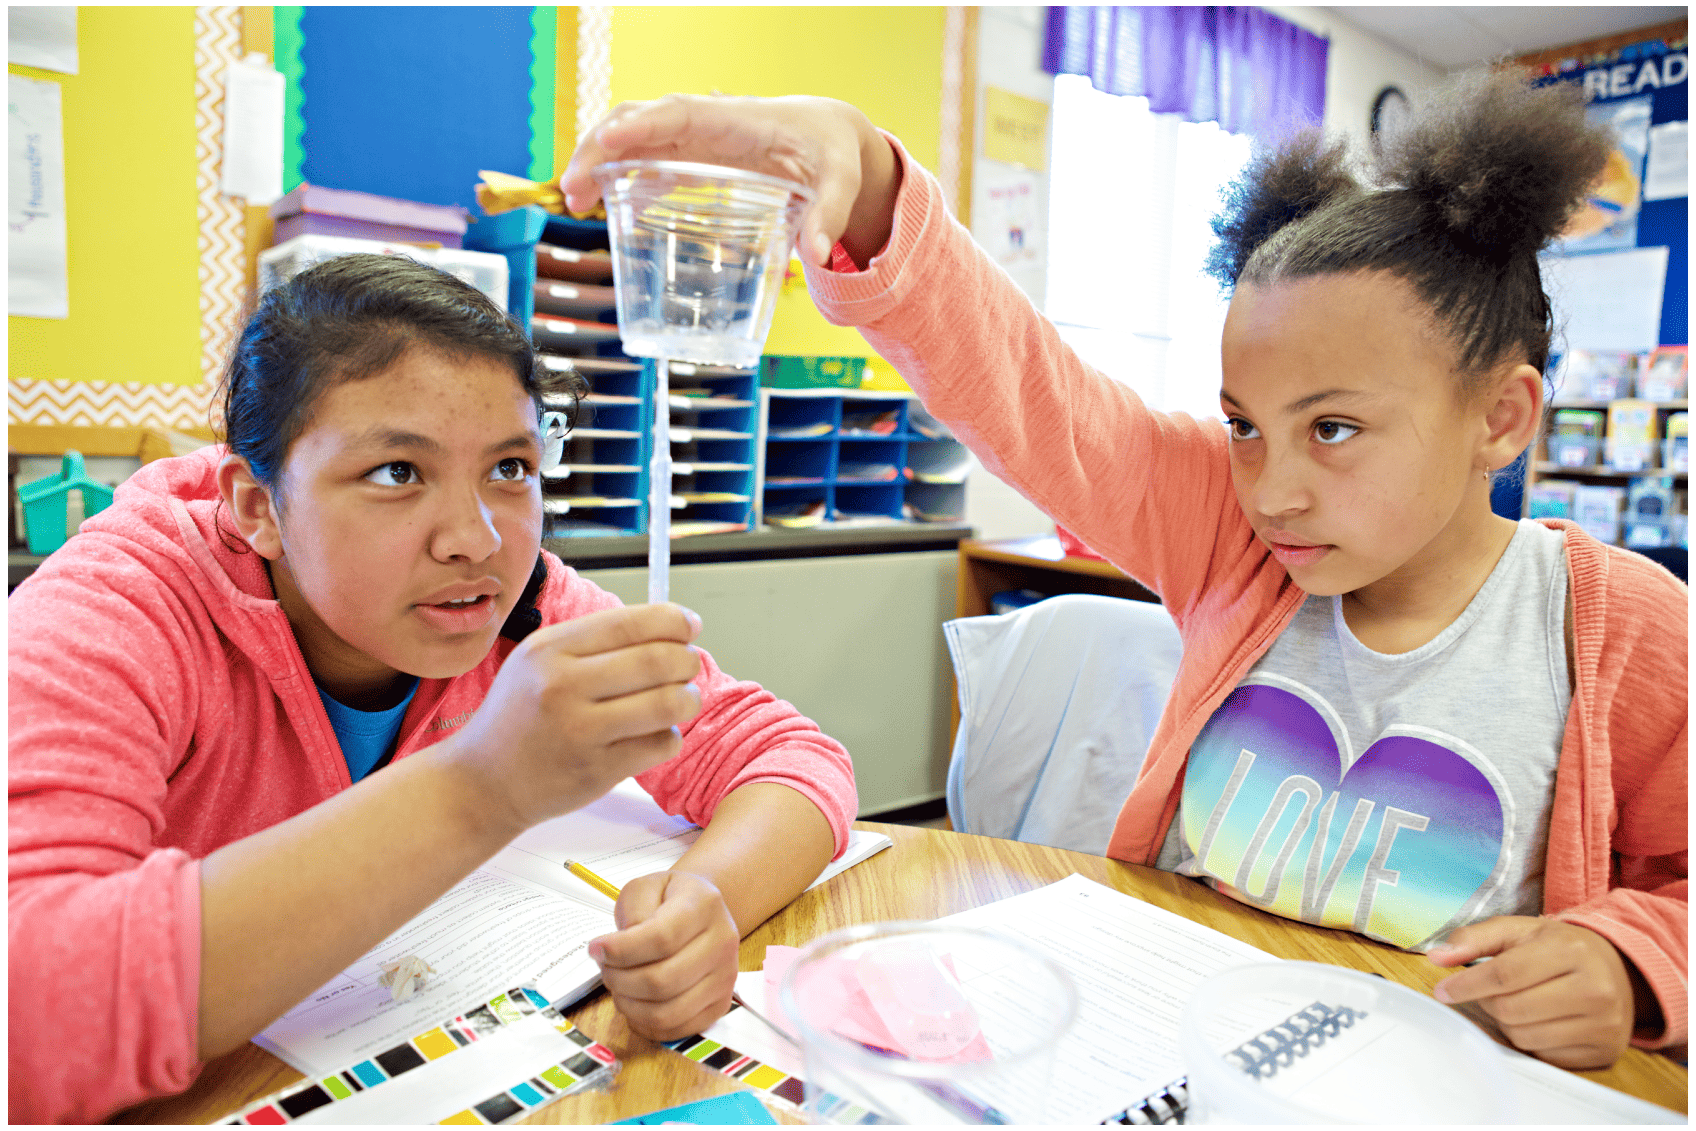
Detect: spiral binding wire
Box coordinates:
(1102, 1000, 1366, 1125)
(1110, 1079, 1190, 1125)
(1224, 1000, 1365, 1080)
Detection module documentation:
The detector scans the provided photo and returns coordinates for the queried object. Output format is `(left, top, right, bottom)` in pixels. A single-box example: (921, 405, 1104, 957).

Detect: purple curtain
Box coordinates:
(1043, 7, 1328, 143)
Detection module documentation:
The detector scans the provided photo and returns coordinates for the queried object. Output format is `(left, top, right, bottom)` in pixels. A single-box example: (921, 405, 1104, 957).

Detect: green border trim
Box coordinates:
(274, 6, 306, 193)
(527, 6, 557, 182)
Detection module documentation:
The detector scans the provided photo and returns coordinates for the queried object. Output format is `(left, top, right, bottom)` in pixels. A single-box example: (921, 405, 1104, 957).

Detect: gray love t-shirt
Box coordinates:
(1156, 520, 1571, 950)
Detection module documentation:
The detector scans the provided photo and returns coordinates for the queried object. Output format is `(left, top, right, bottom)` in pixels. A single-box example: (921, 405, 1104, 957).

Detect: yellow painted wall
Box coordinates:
(8, 7, 202, 387)
(555, 6, 579, 159)
(606, 6, 944, 371)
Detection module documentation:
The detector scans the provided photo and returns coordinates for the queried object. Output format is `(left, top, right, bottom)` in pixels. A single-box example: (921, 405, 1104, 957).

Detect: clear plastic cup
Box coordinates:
(1178, 961, 1517, 1124)
(778, 922, 1078, 1125)
(591, 160, 814, 368)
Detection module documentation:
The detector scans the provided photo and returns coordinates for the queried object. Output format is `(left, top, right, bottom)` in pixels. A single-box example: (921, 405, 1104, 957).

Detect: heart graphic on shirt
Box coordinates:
(1182, 680, 1508, 948)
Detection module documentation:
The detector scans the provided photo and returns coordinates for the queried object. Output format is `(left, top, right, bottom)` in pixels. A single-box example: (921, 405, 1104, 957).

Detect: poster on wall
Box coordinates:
(1643, 119, 1688, 201)
(1535, 39, 1686, 347)
(9, 73, 69, 319)
(976, 164, 1043, 269)
(1558, 94, 1652, 253)
(1541, 245, 1668, 353)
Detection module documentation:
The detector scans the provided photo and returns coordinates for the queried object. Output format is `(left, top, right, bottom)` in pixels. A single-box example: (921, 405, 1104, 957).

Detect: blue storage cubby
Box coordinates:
(666, 362, 758, 535)
(540, 356, 650, 538)
(903, 403, 969, 523)
(760, 390, 964, 526)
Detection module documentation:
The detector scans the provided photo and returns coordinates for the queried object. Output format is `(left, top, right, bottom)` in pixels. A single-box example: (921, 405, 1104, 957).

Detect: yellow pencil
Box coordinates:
(565, 859, 622, 901)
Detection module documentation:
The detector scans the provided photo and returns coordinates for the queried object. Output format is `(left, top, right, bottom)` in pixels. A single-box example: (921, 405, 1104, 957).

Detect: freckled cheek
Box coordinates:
(493, 494, 545, 559)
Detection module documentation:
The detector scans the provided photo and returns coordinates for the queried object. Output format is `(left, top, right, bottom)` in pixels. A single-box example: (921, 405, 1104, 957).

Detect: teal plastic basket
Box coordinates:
(17, 450, 115, 554)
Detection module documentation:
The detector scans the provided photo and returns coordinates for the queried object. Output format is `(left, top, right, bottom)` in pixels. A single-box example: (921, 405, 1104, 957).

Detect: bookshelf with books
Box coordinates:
(1525, 348, 1687, 575)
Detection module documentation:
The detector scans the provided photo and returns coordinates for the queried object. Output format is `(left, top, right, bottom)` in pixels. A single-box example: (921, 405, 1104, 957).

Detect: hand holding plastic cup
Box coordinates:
(1178, 961, 1517, 1124)
(778, 922, 1077, 1125)
(591, 160, 814, 368)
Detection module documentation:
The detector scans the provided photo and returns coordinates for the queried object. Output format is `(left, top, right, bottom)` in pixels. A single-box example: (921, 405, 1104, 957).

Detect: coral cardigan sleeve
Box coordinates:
(805, 132, 1257, 620)
(8, 558, 208, 1124)
(533, 555, 858, 857)
(1550, 551, 1688, 1049)
(1555, 717, 1688, 1050)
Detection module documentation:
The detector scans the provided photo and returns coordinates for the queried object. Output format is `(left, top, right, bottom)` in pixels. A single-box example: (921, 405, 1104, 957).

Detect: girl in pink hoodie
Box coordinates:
(563, 70, 1686, 1071)
(9, 252, 857, 1122)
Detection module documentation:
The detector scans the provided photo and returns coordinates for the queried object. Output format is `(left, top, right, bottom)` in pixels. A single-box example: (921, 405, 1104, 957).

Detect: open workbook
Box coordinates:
(255, 779, 891, 1076)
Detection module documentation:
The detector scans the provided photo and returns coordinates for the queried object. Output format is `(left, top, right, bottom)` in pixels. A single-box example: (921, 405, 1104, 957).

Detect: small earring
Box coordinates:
(1482, 467, 1491, 482)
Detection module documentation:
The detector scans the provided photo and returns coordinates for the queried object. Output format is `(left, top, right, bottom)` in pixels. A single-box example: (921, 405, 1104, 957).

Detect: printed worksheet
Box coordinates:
(257, 779, 891, 1076)
(255, 866, 611, 1074)
(940, 874, 1279, 1123)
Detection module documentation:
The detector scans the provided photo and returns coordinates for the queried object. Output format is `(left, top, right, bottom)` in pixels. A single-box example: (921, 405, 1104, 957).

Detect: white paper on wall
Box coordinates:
(975, 163, 1045, 270)
(1541, 246, 1669, 354)
(1643, 120, 1688, 202)
(8, 6, 77, 74)
(220, 55, 285, 204)
(9, 73, 70, 319)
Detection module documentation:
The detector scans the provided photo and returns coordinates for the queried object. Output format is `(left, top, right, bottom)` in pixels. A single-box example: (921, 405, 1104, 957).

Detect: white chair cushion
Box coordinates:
(944, 593, 1182, 855)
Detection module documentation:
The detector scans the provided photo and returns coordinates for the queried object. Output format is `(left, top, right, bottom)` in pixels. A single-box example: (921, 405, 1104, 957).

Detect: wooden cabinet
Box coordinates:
(955, 535, 1156, 618)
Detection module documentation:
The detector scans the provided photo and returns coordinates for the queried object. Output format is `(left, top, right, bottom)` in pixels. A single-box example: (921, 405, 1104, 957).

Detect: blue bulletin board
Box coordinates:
(1535, 38, 1688, 346)
(278, 6, 552, 212)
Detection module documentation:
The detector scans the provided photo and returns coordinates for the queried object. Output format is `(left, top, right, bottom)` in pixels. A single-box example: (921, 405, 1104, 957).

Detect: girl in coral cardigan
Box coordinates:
(563, 71, 1686, 1070)
(9, 253, 856, 1122)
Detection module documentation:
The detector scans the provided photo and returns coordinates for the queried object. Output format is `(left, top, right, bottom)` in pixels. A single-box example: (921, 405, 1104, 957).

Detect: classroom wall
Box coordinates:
(8, 6, 583, 437)
(603, 6, 946, 367)
(8, 7, 203, 419)
(1269, 7, 1447, 136)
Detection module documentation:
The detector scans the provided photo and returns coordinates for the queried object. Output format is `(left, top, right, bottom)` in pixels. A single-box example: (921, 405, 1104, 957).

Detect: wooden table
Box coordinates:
(116, 823, 1687, 1123)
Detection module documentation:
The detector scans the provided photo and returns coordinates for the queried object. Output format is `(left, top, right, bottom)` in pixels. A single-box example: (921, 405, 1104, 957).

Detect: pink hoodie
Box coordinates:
(8, 446, 857, 1123)
(805, 135, 1687, 1050)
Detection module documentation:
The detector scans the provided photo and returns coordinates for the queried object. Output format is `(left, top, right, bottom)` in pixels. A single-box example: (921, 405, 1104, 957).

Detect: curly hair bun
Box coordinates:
(1375, 68, 1611, 262)
(1205, 131, 1357, 288)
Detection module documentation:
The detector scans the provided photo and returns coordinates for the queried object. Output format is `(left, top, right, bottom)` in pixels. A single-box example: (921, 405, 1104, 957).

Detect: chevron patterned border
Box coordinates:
(576, 5, 611, 143)
(9, 377, 218, 430)
(194, 6, 246, 396)
(940, 6, 966, 217)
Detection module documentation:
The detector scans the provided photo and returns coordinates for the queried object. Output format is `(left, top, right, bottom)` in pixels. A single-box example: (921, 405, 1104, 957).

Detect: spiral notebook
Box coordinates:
(1102, 999, 1366, 1125)
(1106, 1004, 1683, 1126)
